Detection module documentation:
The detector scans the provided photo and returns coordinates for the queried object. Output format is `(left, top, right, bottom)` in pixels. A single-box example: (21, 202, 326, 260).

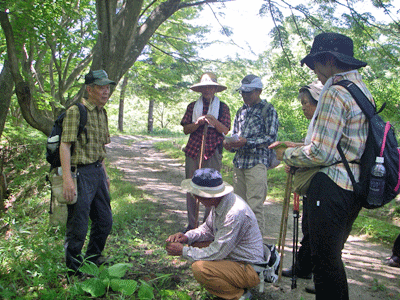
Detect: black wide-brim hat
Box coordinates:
(301, 32, 367, 70)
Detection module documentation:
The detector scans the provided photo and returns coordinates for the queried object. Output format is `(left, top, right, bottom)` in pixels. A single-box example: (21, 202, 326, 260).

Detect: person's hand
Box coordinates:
(166, 232, 188, 243)
(223, 140, 233, 151)
(283, 141, 300, 148)
(165, 242, 184, 256)
(204, 114, 220, 127)
(62, 175, 76, 203)
(195, 116, 208, 126)
(269, 141, 288, 161)
(226, 136, 247, 149)
(284, 164, 291, 173)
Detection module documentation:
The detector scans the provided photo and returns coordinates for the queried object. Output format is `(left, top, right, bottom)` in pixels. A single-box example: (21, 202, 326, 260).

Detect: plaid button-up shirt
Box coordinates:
(61, 99, 110, 165)
(181, 99, 231, 160)
(284, 71, 372, 191)
(183, 192, 264, 263)
(232, 100, 279, 169)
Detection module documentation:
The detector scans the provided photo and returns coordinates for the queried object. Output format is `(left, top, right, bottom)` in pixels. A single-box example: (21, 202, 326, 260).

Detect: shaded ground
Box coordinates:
(106, 135, 400, 300)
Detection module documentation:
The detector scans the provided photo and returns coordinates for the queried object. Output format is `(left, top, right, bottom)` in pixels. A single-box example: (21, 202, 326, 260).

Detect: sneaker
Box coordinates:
(238, 289, 252, 300)
(282, 266, 312, 279)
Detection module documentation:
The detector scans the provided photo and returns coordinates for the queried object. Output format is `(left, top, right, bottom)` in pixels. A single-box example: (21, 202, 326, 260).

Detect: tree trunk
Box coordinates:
(148, 99, 154, 133)
(0, 0, 221, 136)
(118, 74, 129, 132)
(0, 61, 14, 139)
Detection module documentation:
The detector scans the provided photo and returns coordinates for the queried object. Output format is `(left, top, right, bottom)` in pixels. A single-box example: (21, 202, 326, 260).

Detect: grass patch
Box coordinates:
(0, 163, 205, 299)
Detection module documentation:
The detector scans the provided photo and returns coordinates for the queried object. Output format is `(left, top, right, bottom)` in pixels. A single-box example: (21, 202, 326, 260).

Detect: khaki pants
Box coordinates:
(185, 151, 222, 229)
(233, 164, 268, 235)
(192, 260, 260, 300)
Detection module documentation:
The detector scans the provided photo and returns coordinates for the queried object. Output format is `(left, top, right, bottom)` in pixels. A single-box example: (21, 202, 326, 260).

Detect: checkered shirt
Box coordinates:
(232, 100, 279, 169)
(283, 71, 371, 191)
(181, 99, 231, 160)
(61, 99, 110, 165)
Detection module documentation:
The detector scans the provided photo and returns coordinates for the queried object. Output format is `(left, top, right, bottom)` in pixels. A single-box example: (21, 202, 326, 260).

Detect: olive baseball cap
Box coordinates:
(85, 70, 116, 86)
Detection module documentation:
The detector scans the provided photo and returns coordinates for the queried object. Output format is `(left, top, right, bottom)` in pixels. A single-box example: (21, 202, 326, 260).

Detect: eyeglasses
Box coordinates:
(240, 90, 254, 95)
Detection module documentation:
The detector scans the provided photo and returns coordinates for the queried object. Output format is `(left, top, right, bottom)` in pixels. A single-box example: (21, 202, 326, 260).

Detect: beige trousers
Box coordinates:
(192, 260, 260, 300)
(185, 151, 222, 229)
(233, 164, 268, 235)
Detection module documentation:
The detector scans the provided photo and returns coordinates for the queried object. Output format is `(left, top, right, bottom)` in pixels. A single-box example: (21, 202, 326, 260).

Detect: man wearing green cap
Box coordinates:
(60, 69, 116, 277)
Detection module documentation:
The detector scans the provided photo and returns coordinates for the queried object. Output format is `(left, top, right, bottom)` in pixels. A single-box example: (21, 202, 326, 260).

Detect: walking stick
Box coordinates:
(194, 123, 209, 228)
(291, 192, 300, 289)
(277, 168, 295, 282)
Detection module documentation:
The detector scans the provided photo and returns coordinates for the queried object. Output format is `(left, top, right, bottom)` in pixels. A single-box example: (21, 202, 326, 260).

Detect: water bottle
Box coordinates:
(366, 156, 386, 206)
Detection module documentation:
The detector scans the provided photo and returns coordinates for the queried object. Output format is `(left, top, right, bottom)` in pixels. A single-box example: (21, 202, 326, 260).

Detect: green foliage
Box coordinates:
(73, 262, 138, 297)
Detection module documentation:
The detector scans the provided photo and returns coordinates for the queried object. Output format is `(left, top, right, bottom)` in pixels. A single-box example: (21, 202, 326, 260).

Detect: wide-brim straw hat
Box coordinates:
(190, 72, 227, 93)
(301, 32, 367, 70)
(181, 168, 233, 198)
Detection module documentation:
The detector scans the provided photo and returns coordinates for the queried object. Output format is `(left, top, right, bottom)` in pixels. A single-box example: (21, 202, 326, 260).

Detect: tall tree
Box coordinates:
(0, 0, 227, 138)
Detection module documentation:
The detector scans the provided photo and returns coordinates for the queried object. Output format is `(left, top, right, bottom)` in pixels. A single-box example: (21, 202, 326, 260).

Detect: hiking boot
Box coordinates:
(305, 285, 316, 294)
(384, 256, 400, 268)
(238, 289, 252, 300)
(281, 265, 312, 279)
(94, 255, 111, 267)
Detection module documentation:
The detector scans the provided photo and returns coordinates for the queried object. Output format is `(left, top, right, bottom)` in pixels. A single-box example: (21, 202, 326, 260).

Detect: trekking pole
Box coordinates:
(277, 168, 294, 282)
(291, 192, 300, 289)
(194, 123, 209, 228)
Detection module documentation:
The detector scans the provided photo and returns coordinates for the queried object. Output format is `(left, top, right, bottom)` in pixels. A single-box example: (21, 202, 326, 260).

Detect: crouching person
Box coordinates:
(166, 168, 268, 300)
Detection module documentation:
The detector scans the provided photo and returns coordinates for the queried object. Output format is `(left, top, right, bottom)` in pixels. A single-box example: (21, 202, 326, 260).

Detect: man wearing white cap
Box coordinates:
(224, 74, 279, 236)
(181, 72, 231, 232)
(166, 168, 279, 300)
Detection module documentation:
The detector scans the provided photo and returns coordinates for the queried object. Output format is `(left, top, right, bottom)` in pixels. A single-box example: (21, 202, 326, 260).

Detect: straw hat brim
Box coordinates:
(190, 82, 227, 93)
(181, 178, 233, 198)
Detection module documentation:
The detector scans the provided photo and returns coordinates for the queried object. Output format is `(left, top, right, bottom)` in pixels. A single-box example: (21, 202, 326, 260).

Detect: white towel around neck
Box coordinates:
(192, 96, 220, 128)
(304, 70, 359, 145)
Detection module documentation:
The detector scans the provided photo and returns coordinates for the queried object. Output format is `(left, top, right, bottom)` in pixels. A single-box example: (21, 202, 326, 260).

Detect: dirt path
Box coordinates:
(106, 135, 400, 300)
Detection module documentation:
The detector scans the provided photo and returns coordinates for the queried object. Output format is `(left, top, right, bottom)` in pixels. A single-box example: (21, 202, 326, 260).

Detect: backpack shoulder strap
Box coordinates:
(75, 103, 88, 138)
(334, 80, 372, 193)
(334, 80, 376, 120)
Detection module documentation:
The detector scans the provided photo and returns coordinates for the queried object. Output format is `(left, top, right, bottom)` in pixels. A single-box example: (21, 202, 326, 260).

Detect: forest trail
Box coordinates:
(106, 135, 400, 300)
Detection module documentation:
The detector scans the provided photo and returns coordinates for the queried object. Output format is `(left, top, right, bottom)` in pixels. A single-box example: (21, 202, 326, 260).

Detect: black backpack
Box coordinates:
(335, 80, 400, 209)
(46, 103, 88, 170)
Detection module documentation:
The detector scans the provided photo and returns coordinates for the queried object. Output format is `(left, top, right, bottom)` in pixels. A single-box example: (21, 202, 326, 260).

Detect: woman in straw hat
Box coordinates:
(180, 72, 231, 232)
(270, 32, 372, 299)
(166, 168, 268, 300)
